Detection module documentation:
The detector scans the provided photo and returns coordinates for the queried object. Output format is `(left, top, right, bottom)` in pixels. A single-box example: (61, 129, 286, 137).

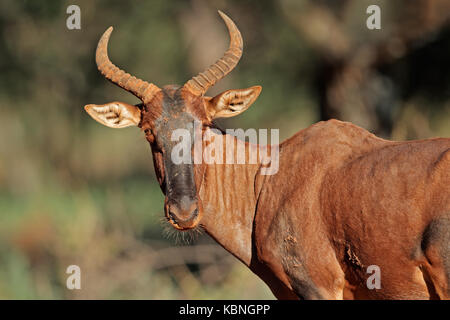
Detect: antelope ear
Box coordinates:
(205, 86, 262, 119)
(84, 101, 141, 128)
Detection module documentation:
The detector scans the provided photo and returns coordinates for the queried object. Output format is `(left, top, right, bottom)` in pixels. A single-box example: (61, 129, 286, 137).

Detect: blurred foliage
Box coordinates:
(0, 0, 449, 299)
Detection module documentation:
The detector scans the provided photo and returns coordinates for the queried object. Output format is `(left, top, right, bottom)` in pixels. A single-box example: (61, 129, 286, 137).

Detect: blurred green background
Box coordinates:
(0, 0, 449, 299)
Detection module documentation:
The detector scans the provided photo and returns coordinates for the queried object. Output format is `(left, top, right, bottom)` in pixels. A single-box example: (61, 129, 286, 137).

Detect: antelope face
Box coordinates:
(143, 85, 205, 230)
(84, 11, 261, 230)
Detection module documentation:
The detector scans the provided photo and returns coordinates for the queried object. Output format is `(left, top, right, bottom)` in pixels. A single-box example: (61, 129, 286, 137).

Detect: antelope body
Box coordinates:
(84, 11, 450, 299)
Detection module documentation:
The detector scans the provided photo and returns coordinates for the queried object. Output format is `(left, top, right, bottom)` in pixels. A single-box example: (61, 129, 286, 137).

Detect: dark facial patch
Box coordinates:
(153, 86, 198, 211)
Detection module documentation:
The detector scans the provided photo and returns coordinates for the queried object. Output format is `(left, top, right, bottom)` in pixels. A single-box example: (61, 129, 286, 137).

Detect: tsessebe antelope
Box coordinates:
(84, 11, 450, 299)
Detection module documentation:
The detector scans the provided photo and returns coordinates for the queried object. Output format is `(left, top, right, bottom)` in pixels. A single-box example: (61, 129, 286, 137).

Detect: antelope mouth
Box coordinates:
(166, 214, 201, 231)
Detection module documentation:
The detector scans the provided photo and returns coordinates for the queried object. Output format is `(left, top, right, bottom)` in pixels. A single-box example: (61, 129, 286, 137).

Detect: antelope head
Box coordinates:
(84, 11, 262, 231)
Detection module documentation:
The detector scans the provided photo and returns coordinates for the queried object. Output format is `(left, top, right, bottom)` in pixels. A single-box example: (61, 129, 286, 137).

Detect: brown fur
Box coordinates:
(190, 119, 450, 300)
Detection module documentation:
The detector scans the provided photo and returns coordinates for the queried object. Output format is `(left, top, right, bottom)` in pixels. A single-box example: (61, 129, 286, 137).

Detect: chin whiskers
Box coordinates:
(160, 217, 204, 245)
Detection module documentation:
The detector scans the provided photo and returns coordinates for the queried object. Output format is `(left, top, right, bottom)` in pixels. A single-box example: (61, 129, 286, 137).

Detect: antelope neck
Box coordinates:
(196, 131, 267, 266)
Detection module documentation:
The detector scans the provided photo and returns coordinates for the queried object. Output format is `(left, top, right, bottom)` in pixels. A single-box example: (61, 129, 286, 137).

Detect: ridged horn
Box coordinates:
(96, 27, 159, 103)
(184, 11, 243, 96)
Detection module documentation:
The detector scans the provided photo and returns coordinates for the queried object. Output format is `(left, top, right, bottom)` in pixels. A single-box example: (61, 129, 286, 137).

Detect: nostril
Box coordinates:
(191, 208, 199, 218)
(169, 210, 177, 223)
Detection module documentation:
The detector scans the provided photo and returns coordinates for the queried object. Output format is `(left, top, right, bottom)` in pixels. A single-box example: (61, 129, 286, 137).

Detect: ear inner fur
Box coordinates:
(207, 86, 262, 119)
(84, 101, 141, 128)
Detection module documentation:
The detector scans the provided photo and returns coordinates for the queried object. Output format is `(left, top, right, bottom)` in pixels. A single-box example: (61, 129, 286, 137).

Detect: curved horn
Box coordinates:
(96, 27, 159, 103)
(184, 11, 243, 96)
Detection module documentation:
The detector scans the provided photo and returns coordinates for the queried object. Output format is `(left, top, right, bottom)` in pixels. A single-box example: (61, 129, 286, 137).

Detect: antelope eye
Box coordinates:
(144, 129, 154, 136)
